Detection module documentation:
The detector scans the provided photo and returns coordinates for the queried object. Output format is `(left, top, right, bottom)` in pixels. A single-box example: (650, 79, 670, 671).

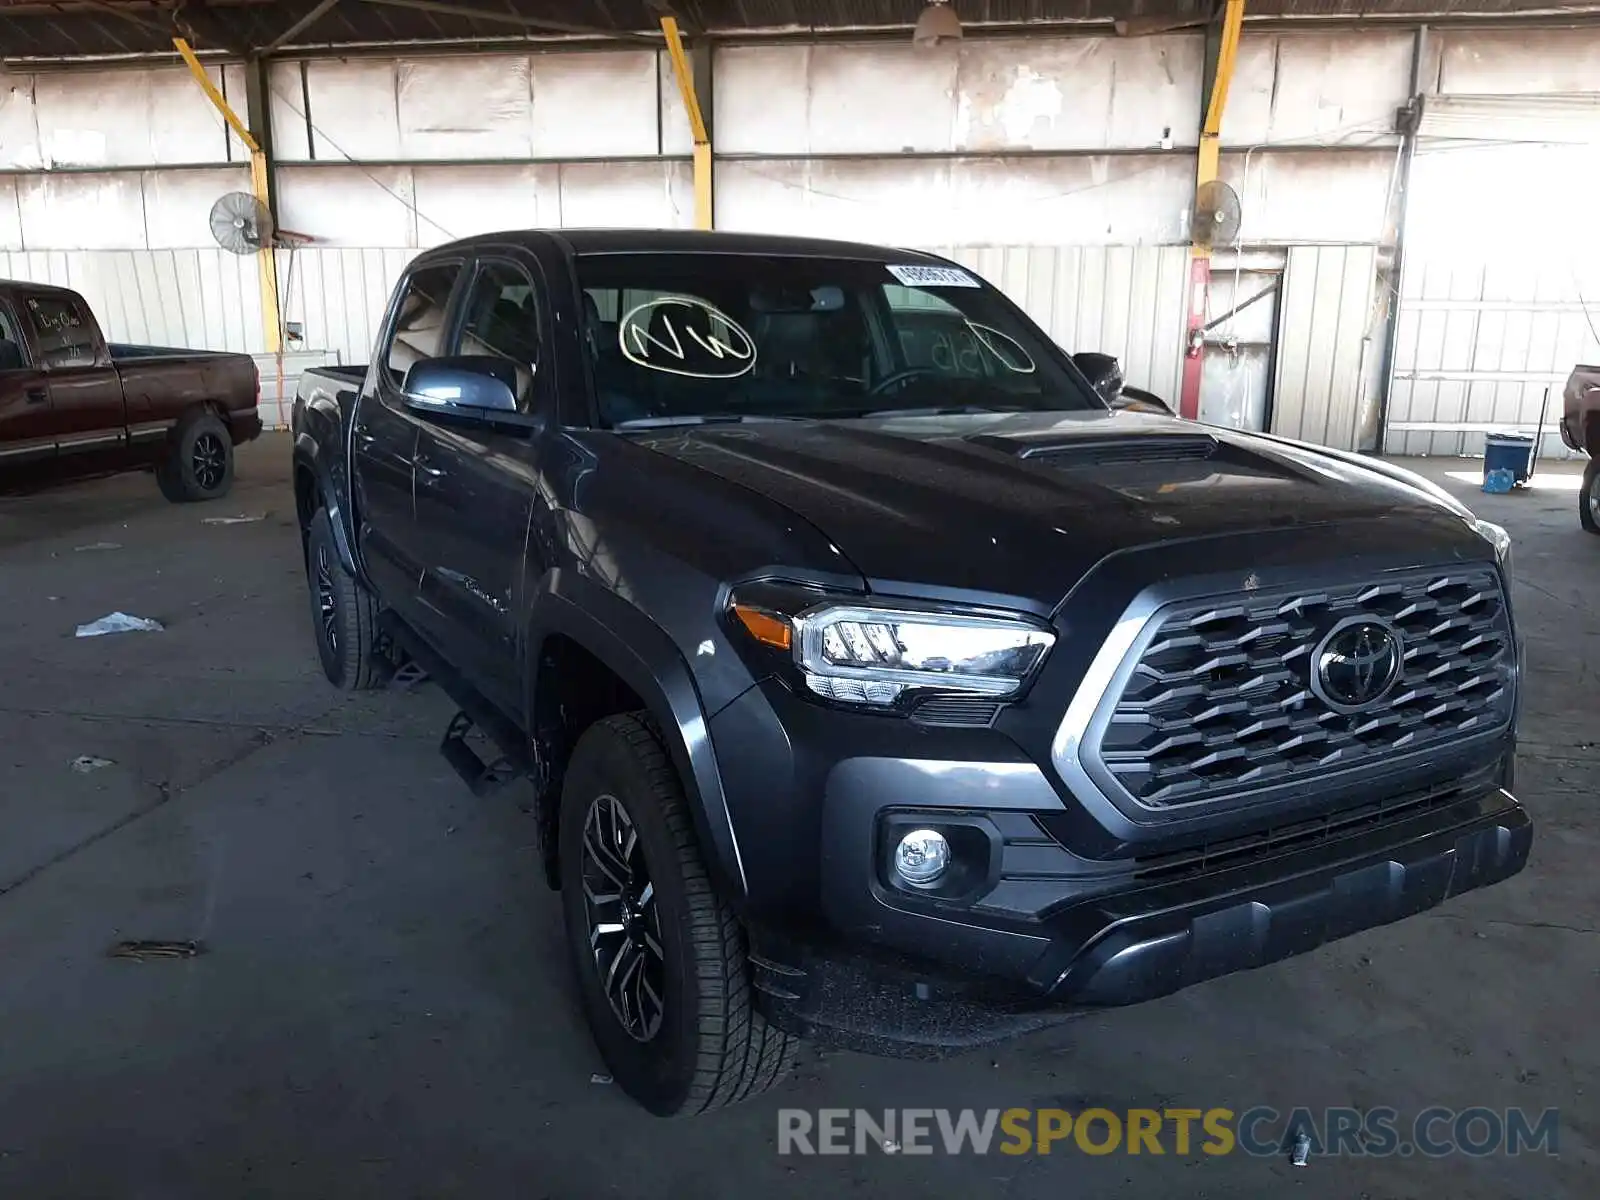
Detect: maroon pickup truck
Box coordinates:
(0, 280, 261, 501)
(1562, 363, 1600, 533)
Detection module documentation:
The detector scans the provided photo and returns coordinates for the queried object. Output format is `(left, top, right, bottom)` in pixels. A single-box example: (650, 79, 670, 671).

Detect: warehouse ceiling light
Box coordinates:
(913, 1, 961, 49)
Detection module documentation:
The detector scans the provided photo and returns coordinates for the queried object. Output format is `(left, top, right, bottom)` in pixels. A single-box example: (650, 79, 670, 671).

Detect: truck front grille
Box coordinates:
(1088, 567, 1515, 809)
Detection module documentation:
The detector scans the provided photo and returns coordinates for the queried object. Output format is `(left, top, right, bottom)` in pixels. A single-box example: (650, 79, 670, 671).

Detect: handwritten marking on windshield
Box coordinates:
(967, 322, 1036, 374)
(619, 295, 757, 380)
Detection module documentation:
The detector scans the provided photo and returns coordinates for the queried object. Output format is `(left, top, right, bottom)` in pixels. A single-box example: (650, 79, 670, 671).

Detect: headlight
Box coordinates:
(1475, 518, 1513, 580)
(729, 591, 1055, 710)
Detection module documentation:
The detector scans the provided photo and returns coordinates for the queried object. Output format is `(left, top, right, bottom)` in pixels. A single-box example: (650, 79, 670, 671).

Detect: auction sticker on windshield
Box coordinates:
(886, 264, 980, 288)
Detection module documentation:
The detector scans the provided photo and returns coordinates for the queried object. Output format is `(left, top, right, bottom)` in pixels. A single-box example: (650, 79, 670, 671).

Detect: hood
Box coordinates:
(634, 409, 1488, 611)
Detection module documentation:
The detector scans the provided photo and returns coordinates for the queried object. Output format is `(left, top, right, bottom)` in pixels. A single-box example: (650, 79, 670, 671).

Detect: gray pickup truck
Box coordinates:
(292, 229, 1529, 1117)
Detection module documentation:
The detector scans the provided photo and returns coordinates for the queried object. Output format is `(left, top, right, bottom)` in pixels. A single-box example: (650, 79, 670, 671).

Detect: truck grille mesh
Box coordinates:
(1092, 568, 1515, 808)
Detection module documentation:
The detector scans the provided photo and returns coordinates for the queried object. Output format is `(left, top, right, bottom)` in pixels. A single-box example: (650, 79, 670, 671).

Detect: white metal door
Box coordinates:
(1385, 95, 1600, 456)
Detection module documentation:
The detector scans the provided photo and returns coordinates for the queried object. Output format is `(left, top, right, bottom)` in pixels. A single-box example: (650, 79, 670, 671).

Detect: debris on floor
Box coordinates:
(69, 755, 115, 773)
(107, 940, 204, 961)
(73, 541, 123, 552)
(1290, 1130, 1312, 1168)
(201, 514, 268, 525)
(589, 1073, 613, 1085)
(74, 612, 165, 637)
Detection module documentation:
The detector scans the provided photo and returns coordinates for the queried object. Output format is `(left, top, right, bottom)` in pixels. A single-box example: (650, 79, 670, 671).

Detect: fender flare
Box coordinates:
(526, 572, 748, 901)
(293, 431, 360, 578)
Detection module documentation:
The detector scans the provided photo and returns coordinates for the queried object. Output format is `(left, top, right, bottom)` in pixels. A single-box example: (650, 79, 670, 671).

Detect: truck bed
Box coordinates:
(108, 342, 240, 363)
(303, 363, 368, 384)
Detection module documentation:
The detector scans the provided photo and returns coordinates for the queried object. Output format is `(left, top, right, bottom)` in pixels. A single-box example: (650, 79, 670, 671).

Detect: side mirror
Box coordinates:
(403, 356, 518, 417)
(1072, 351, 1124, 403)
(1113, 386, 1174, 416)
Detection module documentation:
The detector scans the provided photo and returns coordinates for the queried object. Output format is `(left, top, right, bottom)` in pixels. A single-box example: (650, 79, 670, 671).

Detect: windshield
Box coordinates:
(575, 252, 1100, 428)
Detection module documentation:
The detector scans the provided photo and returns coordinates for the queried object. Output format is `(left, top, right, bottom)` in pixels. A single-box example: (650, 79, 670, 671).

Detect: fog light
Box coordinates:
(893, 829, 950, 888)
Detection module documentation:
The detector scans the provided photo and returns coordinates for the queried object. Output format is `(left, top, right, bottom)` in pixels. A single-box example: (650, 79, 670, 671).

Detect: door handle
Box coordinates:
(25, 387, 46, 405)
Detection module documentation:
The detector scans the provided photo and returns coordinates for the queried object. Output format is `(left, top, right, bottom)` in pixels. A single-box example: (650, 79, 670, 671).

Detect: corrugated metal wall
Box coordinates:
(1383, 33, 1600, 456)
(1386, 253, 1600, 458)
(0, 249, 266, 353)
(1271, 245, 1381, 451)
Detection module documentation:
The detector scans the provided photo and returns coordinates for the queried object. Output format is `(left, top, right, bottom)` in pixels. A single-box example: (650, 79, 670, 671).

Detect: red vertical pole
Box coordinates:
(1179, 256, 1210, 421)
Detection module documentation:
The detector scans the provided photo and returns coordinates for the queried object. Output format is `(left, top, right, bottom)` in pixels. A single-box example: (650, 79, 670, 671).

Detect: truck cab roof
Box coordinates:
(431, 228, 957, 264)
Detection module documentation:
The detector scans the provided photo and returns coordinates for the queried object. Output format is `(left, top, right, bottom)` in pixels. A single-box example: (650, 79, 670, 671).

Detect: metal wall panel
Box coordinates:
(1218, 149, 1399, 246)
(0, 64, 236, 170)
(1226, 32, 1410, 149)
(1271, 244, 1379, 450)
(715, 37, 1204, 155)
(1386, 140, 1599, 458)
(1436, 28, 1600, 96)
(276, 246, 415, 366)
(716, 155, 1194, 247)
(948, 245, 1190, 400)
(0, 248, 265, 354)
(1387, 255, 1599, 458)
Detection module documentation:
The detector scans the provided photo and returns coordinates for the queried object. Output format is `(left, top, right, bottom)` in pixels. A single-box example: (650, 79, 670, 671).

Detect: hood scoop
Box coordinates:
(981, 433, 1221, 469)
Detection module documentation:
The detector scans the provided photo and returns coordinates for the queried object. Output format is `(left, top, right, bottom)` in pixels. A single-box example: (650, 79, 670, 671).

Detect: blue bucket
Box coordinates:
(1482, 432, 1535, 493)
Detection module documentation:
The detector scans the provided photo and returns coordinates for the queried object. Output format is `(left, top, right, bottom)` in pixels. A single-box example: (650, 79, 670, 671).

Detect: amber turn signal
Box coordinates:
(731, 603, 793, 651)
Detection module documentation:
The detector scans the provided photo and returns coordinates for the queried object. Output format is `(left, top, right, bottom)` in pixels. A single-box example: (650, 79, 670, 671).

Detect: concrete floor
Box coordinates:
(0, 436, 1593, 1199)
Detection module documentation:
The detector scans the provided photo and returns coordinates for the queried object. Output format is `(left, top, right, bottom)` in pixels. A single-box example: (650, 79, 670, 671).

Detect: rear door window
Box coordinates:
(23, 294, 97, 369)
(0, 305, 25, 371)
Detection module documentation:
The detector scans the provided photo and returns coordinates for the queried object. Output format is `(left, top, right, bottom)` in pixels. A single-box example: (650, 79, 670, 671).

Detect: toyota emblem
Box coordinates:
(1311, 618, 1404, 712)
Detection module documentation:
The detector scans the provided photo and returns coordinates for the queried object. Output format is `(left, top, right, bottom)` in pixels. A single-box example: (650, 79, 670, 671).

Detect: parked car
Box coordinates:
(292, 230, 1529, 1117)
(0, 281, 261, 500)
(1561, 362, 1600, 531)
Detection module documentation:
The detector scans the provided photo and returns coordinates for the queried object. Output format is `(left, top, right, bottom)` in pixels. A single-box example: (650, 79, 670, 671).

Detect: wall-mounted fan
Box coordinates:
(1192, 179, 1243, 250)
(209, 191, 274, 254)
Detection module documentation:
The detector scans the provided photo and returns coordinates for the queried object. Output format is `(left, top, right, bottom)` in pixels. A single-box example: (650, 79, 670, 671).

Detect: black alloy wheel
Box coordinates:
(191, 431, 228, 492)
(580, 793, 667, 1042)
(314, 539, 340, 658)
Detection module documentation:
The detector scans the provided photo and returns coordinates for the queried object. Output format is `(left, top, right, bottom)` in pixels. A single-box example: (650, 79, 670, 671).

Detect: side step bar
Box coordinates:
(440, 711, 522, 797)
(377, 613, 534, 797)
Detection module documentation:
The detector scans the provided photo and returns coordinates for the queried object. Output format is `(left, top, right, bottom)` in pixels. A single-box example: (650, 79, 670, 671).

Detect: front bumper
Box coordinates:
(710, 676, 1529, 1054)
(750, 785, 1529, 1054)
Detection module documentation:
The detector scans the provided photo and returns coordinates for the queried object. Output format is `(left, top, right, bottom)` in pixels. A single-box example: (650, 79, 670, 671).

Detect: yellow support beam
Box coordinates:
(174, 37, 281, 354)
(1181, 0, 1246, 420)
(173, 38, 258, 152)
(660, 16, 713, 230)
(1194, 0, 1245, 194)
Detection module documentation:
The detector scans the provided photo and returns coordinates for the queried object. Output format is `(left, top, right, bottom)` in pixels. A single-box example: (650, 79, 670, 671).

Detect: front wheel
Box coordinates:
(1581, 458, 1600, 534)
(559, 714, 796, 1116)
(156, 410, 234, 502)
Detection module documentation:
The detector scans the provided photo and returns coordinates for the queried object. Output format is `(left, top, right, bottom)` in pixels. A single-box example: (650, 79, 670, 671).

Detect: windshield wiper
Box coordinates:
(612, 413, 809, 430)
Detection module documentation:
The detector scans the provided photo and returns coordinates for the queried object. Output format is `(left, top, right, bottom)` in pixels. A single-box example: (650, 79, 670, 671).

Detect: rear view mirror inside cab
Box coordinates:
(749, 284, 845, 314)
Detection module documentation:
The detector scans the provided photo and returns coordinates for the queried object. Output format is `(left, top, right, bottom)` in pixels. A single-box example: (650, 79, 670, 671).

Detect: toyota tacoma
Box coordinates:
(291, 230, 1529, 1116)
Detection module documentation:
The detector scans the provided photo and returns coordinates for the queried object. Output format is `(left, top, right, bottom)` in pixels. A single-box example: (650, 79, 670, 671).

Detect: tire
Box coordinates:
(559, 713, 796, 1116)
(156, 409, 234, 502)
(1581, 458, 1600, 535)
(306, 508, 385, 690)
